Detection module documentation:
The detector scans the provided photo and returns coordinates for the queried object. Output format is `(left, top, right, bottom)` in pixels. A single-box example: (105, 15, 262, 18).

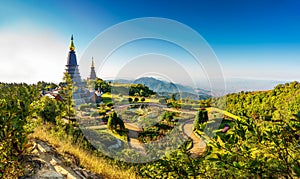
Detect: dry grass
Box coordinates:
(206, 107, 241, 120)
(31, 124, 141, 179)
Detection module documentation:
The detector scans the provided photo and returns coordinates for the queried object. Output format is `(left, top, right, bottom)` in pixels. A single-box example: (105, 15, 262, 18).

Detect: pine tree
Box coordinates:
(61, 72, 75, 120)
(107, 111, 126, 130)
(107, 113, 113, 130)
(193, 110, 203, 130)
(203, 110, 208, 122)
(118, 117, 125, 130)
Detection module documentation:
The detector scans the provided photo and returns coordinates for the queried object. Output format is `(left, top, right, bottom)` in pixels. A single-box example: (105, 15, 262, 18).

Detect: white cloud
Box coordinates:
(0, 26, 68, 84)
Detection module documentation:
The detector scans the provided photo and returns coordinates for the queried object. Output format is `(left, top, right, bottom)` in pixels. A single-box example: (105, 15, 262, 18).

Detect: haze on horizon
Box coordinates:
(0, 0, 299, 87)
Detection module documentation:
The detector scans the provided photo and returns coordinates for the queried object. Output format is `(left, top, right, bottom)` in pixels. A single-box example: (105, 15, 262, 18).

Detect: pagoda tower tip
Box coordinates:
(70, 35, 75, 51)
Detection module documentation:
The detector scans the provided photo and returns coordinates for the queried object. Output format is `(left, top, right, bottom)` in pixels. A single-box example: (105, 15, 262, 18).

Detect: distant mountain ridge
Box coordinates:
(109, 77, 292, 96)
(113, 77, 211, 100)
(133, 77, 195, 93)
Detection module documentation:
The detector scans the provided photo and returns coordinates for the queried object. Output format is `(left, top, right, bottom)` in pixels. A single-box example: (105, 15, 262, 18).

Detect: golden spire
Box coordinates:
(91, 57, 95, 68)
(69, 35, 75, 51)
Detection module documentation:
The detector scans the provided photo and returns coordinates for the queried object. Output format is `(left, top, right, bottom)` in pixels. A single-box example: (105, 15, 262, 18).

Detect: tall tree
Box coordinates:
(61, 72, 75, 120)
(107, 111, 125, 130)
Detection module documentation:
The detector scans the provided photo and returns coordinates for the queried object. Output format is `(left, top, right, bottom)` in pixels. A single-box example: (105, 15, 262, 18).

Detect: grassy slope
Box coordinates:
(32, 124, 140, 179)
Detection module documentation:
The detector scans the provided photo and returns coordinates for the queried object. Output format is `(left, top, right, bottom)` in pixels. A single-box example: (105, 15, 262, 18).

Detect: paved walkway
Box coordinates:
(125, 123, 146, 154)
(182, 119, 206, 157)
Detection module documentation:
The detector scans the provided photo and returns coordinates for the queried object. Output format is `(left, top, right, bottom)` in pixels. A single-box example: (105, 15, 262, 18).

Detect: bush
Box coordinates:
(134, 97, 139, 103)
(31, 96, 60, 124)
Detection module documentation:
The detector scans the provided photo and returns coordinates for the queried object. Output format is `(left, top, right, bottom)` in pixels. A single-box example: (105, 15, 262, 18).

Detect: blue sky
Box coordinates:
(0, 0, 299, 84)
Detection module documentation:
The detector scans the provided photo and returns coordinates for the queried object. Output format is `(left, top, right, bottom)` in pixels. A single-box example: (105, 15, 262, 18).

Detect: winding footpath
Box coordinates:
(182, 119, 207, 157)
(82, 105, 239, 158)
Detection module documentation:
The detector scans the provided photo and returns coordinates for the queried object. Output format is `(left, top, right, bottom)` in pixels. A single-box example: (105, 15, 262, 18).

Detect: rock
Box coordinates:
(37, 142, 52, 153)
(50, 156, 61, 166)
(53, 165, 78, 179)
(81, 170, 89, 178)
(21, 139, 104, 179)
(36, 170, 63, 179)
(74, 170, 86, 179)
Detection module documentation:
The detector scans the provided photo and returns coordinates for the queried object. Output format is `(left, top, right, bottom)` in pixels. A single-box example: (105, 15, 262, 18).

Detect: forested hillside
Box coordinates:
(210, 81, 300, 120)
(196, 81, 300, 178)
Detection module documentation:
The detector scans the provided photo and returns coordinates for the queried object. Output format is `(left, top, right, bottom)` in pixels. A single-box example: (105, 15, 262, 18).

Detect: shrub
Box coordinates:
(31, 96, 60, 124)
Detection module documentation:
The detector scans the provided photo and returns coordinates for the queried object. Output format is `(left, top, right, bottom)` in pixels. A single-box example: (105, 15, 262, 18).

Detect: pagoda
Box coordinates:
(89, 57, 97, 80)
(65, 35, 87, 106)
(65, 35, 83, 84)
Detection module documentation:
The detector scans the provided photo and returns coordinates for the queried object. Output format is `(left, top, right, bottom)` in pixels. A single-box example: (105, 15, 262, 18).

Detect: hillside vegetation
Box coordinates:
(0, 80, 299, 178)
(210, 81, 300, 120)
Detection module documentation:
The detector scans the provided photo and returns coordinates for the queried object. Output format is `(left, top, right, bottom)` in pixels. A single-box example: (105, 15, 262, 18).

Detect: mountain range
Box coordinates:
(114, 77, 211, 100)
(110, 77, 292, 98)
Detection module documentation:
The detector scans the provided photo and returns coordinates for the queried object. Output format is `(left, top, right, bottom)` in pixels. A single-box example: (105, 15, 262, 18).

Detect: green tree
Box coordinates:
(107, 111, 125, 130)
(203, 110, 208, 122)
(160, 111, 175, 122)
(107, 114, 113, 130)
(31, 96, 60, 124)
(193, 110, 203, 130)
(95, 78, 111, 93)
(129, 84, 155, 97)
(118, 117, 125, 130)
(60, 72, 75, 120)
